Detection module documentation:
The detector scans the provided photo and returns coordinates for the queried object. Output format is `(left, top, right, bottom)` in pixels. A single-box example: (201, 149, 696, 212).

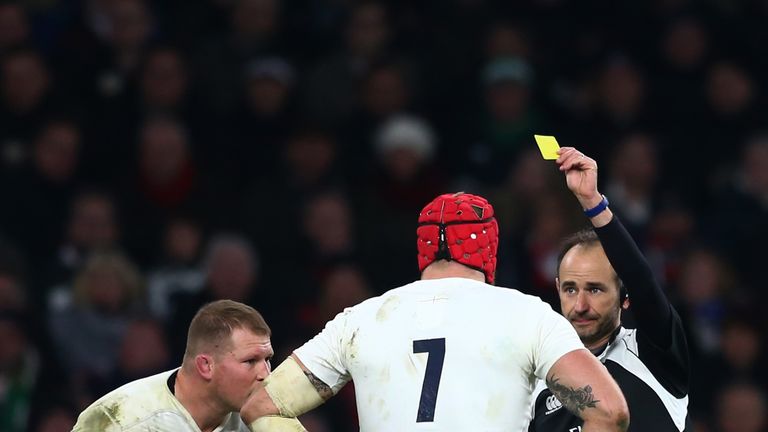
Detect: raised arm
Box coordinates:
(557, 147, 676, 347)
(546, 350, 629, 432)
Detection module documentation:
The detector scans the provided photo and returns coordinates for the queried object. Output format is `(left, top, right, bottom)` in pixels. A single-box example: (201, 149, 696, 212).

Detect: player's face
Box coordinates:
(557, 244, 622, 349)
(212, 328, 273, 411)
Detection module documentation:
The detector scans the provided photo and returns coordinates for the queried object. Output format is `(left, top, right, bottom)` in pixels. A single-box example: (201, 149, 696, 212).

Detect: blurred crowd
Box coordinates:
(0, 0, 766, 431)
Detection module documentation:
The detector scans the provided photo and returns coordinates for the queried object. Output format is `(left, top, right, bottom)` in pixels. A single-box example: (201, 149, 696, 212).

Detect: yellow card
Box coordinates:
(534, 135, 560, 160)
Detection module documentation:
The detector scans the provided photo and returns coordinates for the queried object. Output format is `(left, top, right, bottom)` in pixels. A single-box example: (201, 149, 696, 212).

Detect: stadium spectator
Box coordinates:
(33, 405, 78, 432)
(695, 60, 760, 200)
(715, 382, 767, 432)
(708, 135, 768, 298)
(90, 318, 172, 398)
(120, 116, 211, 264)
(139, 46, 190, 115)
(0, 48, 55, 172)
(603, 132, 661, 243)
(194, 0, 287, 116)
(340, 61, 417, 174)
(214, 57, 297, 193)
(47, 251, 144, 401)
(40, 190, 120, 295)
(489, 148, 571, 290)
(0, 3, 29, 53)
(515, 194, 581, 305)
(0, 310, 71, 432)
(314, 265, 373, 329)
(357, 115, 445, 288)
(167, 234, 261, 361)
(0, 118, 82, 265)
(673, 248, 736, 355)
(0, 312, 39, 432)
(484, 21, 531, 61)
(267, 191, 361, 316)
(303, 1, 394, 126)
(145, 216, 205, 320)
(461, 56, 541, 185)
(690, 313, 768, 418)
(241, 126, 343, 263)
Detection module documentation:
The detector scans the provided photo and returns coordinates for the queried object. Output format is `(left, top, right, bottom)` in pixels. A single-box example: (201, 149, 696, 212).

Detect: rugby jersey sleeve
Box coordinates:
(532, 302, 588, 380)
(72, 404, 122, 431)
(292, 308, 354, 394)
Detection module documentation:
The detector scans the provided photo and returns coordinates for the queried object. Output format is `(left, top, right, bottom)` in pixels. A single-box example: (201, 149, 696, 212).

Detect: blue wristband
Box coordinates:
(583, 195, 609, 218)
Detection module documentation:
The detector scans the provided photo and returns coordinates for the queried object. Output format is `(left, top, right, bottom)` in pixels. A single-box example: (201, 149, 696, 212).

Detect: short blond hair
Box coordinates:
(73, 251, 143, 310)
(183, 300, 270, 362)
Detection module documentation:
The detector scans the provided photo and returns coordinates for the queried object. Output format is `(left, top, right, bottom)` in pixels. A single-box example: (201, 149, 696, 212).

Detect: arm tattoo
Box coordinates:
(546, 375, 600, 414)
(303, 370, 334, 400)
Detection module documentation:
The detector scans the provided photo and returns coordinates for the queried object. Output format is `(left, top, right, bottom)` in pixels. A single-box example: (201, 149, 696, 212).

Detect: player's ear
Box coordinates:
(195, 354, 215, 380)
(554, 277, 560, 292)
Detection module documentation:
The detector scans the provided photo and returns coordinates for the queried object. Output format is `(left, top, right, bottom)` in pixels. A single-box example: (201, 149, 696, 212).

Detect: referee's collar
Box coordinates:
(591, 326, 623, 357)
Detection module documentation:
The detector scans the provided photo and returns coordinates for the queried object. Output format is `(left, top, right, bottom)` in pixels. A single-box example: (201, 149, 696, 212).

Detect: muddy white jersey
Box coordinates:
(72, 369, 249, 431)
(294, 277, 585, 431)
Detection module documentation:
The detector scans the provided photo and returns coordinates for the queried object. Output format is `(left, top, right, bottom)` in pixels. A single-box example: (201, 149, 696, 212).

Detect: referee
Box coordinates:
(529, 147, 692, 431)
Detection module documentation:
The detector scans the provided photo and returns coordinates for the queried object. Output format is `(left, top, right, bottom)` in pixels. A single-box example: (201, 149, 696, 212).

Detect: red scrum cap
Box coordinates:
(417, 192, 499, 284)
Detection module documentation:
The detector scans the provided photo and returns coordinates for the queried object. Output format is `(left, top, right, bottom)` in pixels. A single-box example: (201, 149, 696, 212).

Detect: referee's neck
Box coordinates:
(587, 326, 621, 356)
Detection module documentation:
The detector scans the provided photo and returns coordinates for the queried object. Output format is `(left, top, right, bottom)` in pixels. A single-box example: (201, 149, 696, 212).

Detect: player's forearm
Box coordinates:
(242, 355, 329, 425)
(240, 386, 281, 424)
(290, 353, 334, 401)
(248, 416, 307, 432)
(547, 351, 629, 432)
(547, 377, 629, 432)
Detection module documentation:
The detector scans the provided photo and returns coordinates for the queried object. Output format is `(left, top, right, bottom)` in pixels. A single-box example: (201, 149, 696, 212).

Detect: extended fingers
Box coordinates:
(557, 148, 596, 171)
(558, 148, 583, 171)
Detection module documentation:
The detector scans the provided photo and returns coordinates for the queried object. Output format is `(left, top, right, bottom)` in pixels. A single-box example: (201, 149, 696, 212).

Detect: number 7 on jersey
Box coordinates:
(413, 338, 446, 422)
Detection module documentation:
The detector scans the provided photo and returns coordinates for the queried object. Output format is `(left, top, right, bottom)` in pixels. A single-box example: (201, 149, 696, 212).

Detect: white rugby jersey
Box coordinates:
(72, 369, 249, 431)
(295, 277, 585, 431)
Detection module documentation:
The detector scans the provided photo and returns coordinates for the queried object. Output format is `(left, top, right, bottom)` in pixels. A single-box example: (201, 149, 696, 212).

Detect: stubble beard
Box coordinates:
(572, 307, 621, 347)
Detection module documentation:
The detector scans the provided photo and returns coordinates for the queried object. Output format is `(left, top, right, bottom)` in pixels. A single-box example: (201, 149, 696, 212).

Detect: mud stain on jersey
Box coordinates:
(347, 328, 359, 360)
(376, 295, 401, 322)
(404, 353, 418, 378)
(485, 392, 504, 419)
(378, 364, 391, 384)
(80, 401, 122, 430)
(103, 402, 121, 420)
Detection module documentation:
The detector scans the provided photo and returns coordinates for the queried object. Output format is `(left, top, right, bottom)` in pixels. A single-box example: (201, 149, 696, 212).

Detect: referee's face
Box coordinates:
(213, 328, 274, 410)
(557, 244, 622, 350)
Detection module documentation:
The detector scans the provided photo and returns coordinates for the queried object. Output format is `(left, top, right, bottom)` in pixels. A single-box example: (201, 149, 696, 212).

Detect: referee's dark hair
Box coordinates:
(557, 229, 628, 301)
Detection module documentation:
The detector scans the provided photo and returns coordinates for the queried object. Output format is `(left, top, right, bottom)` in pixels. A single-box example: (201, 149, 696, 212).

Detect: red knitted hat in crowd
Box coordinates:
(416, 192, 499, 284)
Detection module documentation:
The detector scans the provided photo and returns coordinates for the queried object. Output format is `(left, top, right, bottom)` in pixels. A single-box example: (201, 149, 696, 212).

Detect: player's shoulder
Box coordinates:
(470, 281, 556, 312)
(337, 278, 555, 322)
(75, 369, 179, 429)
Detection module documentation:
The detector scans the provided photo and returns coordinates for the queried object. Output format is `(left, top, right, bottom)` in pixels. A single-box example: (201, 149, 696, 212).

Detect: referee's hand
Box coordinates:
(556, 147, 602, 210)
